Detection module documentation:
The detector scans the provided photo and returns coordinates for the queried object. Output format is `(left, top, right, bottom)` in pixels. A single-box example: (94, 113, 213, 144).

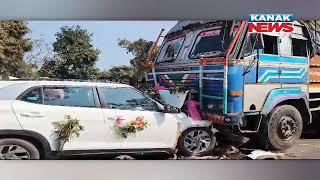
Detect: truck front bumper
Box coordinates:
(202, 112, 242, 125)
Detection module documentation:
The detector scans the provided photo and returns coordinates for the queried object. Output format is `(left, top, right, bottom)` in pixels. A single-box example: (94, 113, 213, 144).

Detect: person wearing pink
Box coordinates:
(185, 92, 202, 121)
(154, 83, 166, 92)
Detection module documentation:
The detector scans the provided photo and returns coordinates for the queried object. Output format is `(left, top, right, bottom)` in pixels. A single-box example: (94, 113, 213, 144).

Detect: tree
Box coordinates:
(0, 21, 33, 79)
(38, 57, 59, 78)
(45, 25, 100, 79)
(98, 65, 135, 84)
(24, 38, 54, 69)
(117, 38, 159, 87)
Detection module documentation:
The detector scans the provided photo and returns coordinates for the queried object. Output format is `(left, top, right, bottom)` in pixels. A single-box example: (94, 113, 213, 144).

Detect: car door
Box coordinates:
(97, 86, 178, 149)
(12, 85, 120, 151)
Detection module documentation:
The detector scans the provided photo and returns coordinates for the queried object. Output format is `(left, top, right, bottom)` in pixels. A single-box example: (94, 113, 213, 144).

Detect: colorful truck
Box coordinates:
(145, 20, 320, 150)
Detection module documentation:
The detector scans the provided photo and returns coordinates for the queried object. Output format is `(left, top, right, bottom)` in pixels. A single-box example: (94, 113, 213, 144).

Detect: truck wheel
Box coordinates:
(177, 128, 216, 156)
(0, 138, 40, 160)
(258, 105, 303, 150)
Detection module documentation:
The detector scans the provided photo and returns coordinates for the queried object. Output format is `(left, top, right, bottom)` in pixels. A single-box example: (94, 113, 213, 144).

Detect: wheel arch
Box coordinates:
(175, 126, 215, 151)
(0, 130, 52, 159)
(261, 88, 311, 125)
(276, 99, 311, 125)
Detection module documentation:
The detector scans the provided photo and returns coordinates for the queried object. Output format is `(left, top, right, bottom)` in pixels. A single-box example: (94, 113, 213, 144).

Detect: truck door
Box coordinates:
(258, 33, 282, 84)
(242, 33, 259, 83)
(277, 25, 308, 86)
(243, 33, 282, 112)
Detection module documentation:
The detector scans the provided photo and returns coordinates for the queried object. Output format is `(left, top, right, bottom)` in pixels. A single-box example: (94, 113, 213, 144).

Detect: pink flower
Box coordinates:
(115, 116, 126, 127)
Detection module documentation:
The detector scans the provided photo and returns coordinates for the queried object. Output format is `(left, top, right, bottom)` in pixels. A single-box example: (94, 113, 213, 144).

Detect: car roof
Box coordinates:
(0, 80, 131, 88)
(0, 80, 132, 100)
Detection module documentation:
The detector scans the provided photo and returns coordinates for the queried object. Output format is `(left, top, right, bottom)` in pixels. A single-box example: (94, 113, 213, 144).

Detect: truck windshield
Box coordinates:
(156, 36, 185, 63)
(189, 29, 226, 59)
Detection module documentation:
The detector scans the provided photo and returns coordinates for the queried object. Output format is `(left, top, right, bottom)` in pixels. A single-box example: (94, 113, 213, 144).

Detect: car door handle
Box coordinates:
(20, 112, 45, 118)
(107, 117, 116, 121)
(107, 116, 125, 121)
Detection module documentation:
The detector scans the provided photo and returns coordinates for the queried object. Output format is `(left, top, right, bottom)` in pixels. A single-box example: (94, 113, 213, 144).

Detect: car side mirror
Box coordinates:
(157, 103, 165, 112)
(164, 104, 181, 113)
(157, 102, 181, 113)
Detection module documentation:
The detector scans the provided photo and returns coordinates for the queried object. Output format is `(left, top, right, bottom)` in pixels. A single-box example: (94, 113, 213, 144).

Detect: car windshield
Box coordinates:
(156, 36, 185, 63)
(189, 28, 226, 59)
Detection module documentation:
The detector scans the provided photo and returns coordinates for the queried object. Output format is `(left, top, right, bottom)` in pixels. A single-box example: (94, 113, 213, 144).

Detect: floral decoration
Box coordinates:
(52, 115, 84, 151)
(114, 116, 150, 138)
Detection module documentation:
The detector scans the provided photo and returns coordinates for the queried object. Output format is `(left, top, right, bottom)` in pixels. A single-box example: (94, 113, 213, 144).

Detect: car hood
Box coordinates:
(158, 90, 189, 108)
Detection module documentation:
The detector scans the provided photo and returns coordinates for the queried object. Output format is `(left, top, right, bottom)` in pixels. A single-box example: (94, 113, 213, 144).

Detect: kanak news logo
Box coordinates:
(248, 14, 294, 33)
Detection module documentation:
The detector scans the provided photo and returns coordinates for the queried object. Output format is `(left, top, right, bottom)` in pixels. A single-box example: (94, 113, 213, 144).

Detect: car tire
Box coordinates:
(257, 105, 303, 150)
(0, 138, 41, 160)
(177, 127, 216, 156)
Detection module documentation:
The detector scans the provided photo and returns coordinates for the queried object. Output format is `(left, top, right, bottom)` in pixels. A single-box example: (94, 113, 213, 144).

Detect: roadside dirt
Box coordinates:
(283, 139, 320, 159)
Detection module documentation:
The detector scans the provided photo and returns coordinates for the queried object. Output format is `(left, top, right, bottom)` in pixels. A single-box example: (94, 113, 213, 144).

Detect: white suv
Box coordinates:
(0, 80, 215, 159)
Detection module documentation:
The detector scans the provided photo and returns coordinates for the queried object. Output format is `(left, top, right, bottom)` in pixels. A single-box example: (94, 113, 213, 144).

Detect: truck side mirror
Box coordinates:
(250, 33, 264, 50)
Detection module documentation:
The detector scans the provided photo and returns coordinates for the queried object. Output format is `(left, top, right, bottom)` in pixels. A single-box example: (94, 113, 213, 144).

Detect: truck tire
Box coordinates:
(177, 127, 216, 156)
(0, 138, 40, 160)
(257, 105, 303, 150)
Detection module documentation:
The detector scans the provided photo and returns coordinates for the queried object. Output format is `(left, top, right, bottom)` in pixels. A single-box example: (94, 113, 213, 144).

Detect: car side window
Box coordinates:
(99, 87, 159, 111)
(43, 86, 95, 107)
(21, 88, 42, 104)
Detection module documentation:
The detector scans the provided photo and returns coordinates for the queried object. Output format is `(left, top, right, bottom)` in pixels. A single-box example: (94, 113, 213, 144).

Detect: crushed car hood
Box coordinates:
(158, 90, 189, 108)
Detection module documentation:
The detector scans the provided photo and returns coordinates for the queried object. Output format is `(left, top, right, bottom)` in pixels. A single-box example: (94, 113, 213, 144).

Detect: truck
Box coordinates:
(144, 20, 320, 150)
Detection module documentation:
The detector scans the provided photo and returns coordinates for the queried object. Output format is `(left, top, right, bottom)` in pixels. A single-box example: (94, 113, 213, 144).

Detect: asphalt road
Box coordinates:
(280, 128, 320, 159)
(284, 139, 320, 159)
(61, 139, 320, 160)
(60, 132, 320, 160)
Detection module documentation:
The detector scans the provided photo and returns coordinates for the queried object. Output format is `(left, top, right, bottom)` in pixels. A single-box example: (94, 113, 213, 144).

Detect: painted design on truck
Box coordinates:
(258, 68, 307, 83)
(258, 54, 308, 83)
(261, 88, 306, 114)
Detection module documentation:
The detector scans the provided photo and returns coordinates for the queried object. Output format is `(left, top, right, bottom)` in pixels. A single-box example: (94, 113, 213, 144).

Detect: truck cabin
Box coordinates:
(147, 20, 320, 127)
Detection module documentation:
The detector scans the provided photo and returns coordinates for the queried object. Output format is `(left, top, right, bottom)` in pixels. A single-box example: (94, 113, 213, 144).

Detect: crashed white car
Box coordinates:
(0, 80, 215, 160)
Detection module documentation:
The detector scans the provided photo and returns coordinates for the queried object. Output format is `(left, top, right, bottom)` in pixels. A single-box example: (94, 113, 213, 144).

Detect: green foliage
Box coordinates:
(0, 21, 33, 78)
(144, 85, 164, 103)
(38, 58, 58, 78)
(98, 65, 135, 84)
(118, 39, 155, 68)
(114, 38, 159, 87)
(40, 25, 100, 79)
(52, 115, 84, 151)
(24, 38, 54, 69)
